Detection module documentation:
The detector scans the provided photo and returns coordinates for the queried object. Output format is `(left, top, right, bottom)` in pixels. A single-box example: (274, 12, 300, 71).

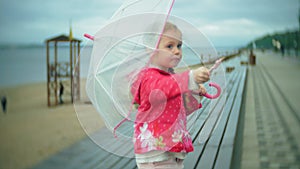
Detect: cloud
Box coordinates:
(201, 18, 269, 36)
(0, 0, 298, 46)
(0, 0, 122, 44)
(198, 18, 275, 46)
(171, 0, 299, 47)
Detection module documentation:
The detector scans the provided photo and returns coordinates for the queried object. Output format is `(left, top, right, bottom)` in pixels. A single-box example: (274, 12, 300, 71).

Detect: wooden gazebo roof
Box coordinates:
(46, 34, 81, 42)
(45, 33, 81, 106)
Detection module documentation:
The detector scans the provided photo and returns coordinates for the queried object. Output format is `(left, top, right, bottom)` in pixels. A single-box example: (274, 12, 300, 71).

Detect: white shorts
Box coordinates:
(137, 157, 184, 169)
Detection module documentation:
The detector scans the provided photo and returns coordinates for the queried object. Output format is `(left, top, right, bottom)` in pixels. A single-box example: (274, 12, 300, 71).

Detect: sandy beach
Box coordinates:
(0, 82, 104, 169)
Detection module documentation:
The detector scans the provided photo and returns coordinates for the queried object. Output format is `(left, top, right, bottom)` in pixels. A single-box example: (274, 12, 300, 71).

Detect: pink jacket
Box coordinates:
(131, 68, 201, 154)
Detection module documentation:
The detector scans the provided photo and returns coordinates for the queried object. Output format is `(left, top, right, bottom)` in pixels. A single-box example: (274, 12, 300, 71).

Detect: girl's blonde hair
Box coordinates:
(163, 22, 179, 33)
(143, 21, 181, 48)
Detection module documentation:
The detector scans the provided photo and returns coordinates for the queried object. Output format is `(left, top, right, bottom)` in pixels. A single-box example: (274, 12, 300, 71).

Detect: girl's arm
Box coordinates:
(184, 71, 208, 116)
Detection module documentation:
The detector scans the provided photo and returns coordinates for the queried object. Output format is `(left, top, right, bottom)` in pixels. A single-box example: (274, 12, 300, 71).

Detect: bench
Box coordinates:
(183, 56, 247, 169)
(31, 55, 247, 169)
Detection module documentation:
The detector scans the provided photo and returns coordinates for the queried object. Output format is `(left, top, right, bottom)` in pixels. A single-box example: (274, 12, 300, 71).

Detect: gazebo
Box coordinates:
(45, 34, 81, 106)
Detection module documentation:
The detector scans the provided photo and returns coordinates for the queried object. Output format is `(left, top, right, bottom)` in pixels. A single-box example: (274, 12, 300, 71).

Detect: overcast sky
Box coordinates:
(0, 0, 299, 47)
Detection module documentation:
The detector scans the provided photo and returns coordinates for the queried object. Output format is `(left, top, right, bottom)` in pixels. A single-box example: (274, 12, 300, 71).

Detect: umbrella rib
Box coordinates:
(94, 74, 129, 118)
(110, 0, 141, 20)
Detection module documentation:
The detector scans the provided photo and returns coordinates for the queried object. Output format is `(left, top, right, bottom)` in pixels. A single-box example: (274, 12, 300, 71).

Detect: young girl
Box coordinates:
(132, 22, 210, 169)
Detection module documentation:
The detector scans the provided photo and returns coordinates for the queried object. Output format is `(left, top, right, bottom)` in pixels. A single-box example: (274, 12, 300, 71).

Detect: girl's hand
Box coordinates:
(198, 84, 207, 95)
(193, 67, 210, 84)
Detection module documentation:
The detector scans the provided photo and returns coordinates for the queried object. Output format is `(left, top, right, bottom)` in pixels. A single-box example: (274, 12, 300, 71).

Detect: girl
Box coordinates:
(132, 22, 210, 169)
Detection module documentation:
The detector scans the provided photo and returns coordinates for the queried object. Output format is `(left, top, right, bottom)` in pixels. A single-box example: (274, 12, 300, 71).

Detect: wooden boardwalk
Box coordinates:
(31, 55, 248, 169)
(241, 51, 300, 169)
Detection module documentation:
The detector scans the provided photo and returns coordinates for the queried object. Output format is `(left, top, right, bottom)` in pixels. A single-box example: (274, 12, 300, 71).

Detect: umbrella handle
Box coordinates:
(84, 33, 94, 41)
(201, 58, 222, 99)
(201, 82, 221, 99)
(209, 57, 223, 73)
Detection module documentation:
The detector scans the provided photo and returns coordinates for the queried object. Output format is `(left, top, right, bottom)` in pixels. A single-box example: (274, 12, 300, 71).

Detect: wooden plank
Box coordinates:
(183, 144, 205, 168)
(70, 150, 106, 169)
(66, 129, 132, 169)
(214, 145, 234, 169)
(94, 141, 134, 169)
(197, 92, 227, 145)
(195, 66, 238, 146)
(184, 89, 234, 168)
(72, 117, 133, 169)
(183, 110, 212, 168)
(184, 66, 243, 168)
(186, 61, 238, 133)
(194, 69, 243, 169)
(31, 138, 102, 169)
(214, 67, 247, 169)
(195, 146, 219, 169)
(111, 157, 136, 169)
(124, 159, 138, 169)
(206, 69, 243, 146)
(220, 67, 247, 145)
(193, 69, 240, 145)
(186, 100, 208, 136)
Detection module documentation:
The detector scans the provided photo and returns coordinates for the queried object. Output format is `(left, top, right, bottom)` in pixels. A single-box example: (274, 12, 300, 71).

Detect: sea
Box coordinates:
(0, 45, 239, 88)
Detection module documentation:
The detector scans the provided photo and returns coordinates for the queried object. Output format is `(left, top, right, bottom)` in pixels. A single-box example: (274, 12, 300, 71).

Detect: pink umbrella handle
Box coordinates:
(209, 57, 223, 73)
(202, 82, 221, 99)
(84, 33, 94, 41)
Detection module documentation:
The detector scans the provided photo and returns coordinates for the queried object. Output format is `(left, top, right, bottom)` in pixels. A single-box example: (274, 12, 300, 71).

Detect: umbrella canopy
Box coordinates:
(76, 0, 226, 157)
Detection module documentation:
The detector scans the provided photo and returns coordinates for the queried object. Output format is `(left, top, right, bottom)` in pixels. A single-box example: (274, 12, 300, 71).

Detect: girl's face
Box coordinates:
(152, 29, 182, 71)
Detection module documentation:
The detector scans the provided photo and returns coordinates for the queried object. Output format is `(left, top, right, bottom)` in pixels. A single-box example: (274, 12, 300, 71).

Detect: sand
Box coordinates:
(0, 82, 104, 169)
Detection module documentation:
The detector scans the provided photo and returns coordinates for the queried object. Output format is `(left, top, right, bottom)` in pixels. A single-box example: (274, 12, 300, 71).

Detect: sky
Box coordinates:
(0, 0, 299, 47)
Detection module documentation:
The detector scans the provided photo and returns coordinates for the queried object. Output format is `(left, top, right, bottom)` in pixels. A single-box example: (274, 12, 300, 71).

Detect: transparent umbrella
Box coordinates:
(75, 0, 226, 158)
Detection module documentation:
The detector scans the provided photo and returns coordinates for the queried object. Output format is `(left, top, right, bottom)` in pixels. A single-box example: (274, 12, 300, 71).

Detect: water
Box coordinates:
(0, 46, 91, 88)
(0, 45, 238, 88)
(0, 47, 46, 87)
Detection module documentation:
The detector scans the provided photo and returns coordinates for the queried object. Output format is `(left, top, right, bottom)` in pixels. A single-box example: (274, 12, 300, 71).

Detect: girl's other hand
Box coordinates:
(198, 84, 207, 95)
